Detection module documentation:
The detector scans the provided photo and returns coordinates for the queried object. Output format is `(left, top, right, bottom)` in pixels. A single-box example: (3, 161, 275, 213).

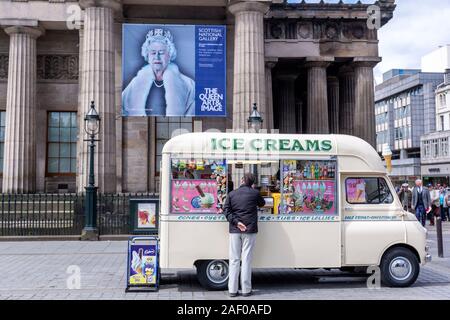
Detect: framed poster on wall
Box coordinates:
(122, 23, 226, 117)
(130, 198, 159, 234)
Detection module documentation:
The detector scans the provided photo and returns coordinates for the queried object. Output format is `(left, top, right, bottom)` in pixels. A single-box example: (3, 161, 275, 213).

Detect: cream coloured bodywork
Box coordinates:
(159, 133, 428, 270)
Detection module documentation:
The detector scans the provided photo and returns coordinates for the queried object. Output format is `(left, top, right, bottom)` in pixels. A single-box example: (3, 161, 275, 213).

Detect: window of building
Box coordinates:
(432, 139, 439, 158)
(156, 117, 193, 173)
(345, 177, 393, 204)
(47, 112, 77, 175)
(0, 111, 5, 173)
(439, 94, 447, 108)
(441, 138, 449, 157)
(423, 140, 430, 158)
(440, 115, 445, 131)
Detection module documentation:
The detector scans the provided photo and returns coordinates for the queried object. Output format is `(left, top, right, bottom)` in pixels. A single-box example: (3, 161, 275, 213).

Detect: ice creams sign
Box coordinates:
(211, 138, 333, 153)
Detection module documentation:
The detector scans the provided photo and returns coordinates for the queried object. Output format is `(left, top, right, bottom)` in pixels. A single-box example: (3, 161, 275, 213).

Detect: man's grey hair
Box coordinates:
(141, 29, 177, 63)
(242, 173, 256, 187)
(415, 179, 422, 184)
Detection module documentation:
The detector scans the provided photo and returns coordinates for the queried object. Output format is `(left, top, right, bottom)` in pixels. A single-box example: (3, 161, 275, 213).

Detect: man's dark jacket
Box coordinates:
(223, 185, 266, 234)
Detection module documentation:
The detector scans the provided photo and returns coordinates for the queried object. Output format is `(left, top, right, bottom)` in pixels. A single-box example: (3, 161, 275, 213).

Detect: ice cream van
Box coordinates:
(159, 132, 431, 290)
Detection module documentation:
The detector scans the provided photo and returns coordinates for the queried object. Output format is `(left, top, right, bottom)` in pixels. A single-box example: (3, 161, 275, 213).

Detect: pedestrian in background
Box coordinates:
(439, 186, 447, 221)
(446, 189, 450, 221)
(398, 183, 412, 212)
(429, 184, 440, 226)
(412, 179, 431, 227)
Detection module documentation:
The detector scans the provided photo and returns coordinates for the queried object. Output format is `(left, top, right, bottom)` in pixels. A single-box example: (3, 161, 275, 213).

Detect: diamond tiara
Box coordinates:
(146, 28, 174, 42)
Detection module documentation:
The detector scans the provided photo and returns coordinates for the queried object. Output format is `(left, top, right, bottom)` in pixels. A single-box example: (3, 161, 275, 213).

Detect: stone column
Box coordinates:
(338, 65, 355, 135)
(264, 58, 277, 131)
(229, 0, 269, 131)
(353, 57, 381, 147)
(77, 0, 121, 193)
(2, 26, 43, 193)
(76, 25, 85, 193)
(276, 74, 297, 134)
(327, 76, 339, 134)
(296, 100, 303, 134)
(305, 59, 331, 134)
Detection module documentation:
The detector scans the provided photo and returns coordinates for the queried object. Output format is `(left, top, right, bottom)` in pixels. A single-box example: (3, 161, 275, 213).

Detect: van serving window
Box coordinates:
(345, 178, 393, 204)
(170, 159, 227, 214)
(280, 160, 337, 215)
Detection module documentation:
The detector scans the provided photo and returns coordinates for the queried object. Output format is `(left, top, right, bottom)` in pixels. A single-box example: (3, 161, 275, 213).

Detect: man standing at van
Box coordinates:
(223, 173, 265, 297)
(412, 179, 431, 227)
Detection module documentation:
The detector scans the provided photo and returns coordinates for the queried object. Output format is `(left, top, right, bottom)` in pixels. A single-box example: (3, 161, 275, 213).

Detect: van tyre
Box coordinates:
(196, 260, 229, 291)
(380, 247, 419, 287)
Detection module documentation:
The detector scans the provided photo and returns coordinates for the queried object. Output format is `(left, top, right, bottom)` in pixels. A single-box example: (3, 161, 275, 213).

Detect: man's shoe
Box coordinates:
(241, 291, 252, 297)
(229, 292, 238, 297)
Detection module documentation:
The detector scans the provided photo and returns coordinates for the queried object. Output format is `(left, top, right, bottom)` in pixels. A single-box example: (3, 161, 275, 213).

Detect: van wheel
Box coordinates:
(196, 260, 229, 291)
(380, 247, 419, 287)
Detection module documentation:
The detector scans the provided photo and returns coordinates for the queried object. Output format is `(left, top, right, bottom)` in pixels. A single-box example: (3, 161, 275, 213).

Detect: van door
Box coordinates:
(341, 175, 406, 266)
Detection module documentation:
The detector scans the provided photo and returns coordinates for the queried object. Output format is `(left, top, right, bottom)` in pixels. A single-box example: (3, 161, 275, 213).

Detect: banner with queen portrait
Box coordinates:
(122, 24, 227, 117)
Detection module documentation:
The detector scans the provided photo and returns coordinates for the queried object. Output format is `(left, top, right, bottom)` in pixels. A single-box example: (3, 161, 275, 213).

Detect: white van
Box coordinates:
(159, 132, 431, 290)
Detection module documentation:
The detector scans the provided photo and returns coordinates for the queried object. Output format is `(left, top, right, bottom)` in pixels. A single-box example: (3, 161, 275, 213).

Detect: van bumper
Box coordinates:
(424, 245, 432, 263)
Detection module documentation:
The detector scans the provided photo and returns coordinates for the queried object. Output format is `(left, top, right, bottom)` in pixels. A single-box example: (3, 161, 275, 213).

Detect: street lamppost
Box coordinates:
(247, 103, 263, 133)
(247, 103, 263, 184)
(81, 101, 101, 241)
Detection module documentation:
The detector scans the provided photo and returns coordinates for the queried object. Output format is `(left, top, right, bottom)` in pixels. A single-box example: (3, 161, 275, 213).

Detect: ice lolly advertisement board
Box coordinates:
(126, 237, 159, 291)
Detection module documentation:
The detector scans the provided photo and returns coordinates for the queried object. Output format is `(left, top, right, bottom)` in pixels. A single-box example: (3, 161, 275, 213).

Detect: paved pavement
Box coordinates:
(0, 223, 449, 300)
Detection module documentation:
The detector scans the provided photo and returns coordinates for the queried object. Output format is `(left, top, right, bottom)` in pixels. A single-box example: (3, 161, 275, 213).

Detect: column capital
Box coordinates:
(228, 0, 270, 15)
(338, 64, 355, 76)
(4, 25, 44, 39)
(79, 0, 122, 12)
(276, 73, 298, 82)
(352, 56, 382, 68)
(327, 76, 339, 85)
(265, 57, 278, 69)
(304, 56, 334, 69)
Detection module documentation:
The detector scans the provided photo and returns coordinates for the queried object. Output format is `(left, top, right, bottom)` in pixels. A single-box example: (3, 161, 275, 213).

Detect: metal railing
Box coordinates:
(0, 193, 158, 236)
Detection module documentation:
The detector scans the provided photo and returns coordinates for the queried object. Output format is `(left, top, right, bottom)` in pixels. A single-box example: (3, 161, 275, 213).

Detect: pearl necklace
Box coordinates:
(153, 80, 164, 88)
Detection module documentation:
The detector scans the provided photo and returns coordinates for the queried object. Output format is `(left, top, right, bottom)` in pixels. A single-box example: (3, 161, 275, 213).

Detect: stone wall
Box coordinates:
(36, 30, 79, 192)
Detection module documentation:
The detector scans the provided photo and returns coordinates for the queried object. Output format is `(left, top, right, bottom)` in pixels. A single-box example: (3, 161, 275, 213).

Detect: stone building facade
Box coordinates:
(420, 69, 450, 185)
(0, 0, 396, 194)
(374, 69, 444, 186)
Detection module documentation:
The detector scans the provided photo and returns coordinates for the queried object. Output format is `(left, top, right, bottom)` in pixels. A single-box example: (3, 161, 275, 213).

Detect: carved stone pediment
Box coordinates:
(0, 54, 79, 81)
(266, 19, 372, 41)
(37, 54, 79, 80)
(297, 22, 312, 39)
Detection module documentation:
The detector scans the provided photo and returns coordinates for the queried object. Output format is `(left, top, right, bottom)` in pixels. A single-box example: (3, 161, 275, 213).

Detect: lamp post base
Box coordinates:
(81, 227, 99, 241)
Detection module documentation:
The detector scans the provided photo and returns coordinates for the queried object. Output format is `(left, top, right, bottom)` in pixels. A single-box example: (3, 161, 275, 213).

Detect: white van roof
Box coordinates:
(162, 132, 386, 174)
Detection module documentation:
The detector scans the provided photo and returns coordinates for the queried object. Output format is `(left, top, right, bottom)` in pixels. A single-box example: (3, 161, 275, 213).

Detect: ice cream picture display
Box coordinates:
(137, 203, 156, 228)
(382, 143, 392, 174)
(172, 179, 218, 213)
(346, 178, 367, 203)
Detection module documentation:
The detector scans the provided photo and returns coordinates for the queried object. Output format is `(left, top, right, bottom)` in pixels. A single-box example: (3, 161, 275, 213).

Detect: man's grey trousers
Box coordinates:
(228, 233, 257, 294)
